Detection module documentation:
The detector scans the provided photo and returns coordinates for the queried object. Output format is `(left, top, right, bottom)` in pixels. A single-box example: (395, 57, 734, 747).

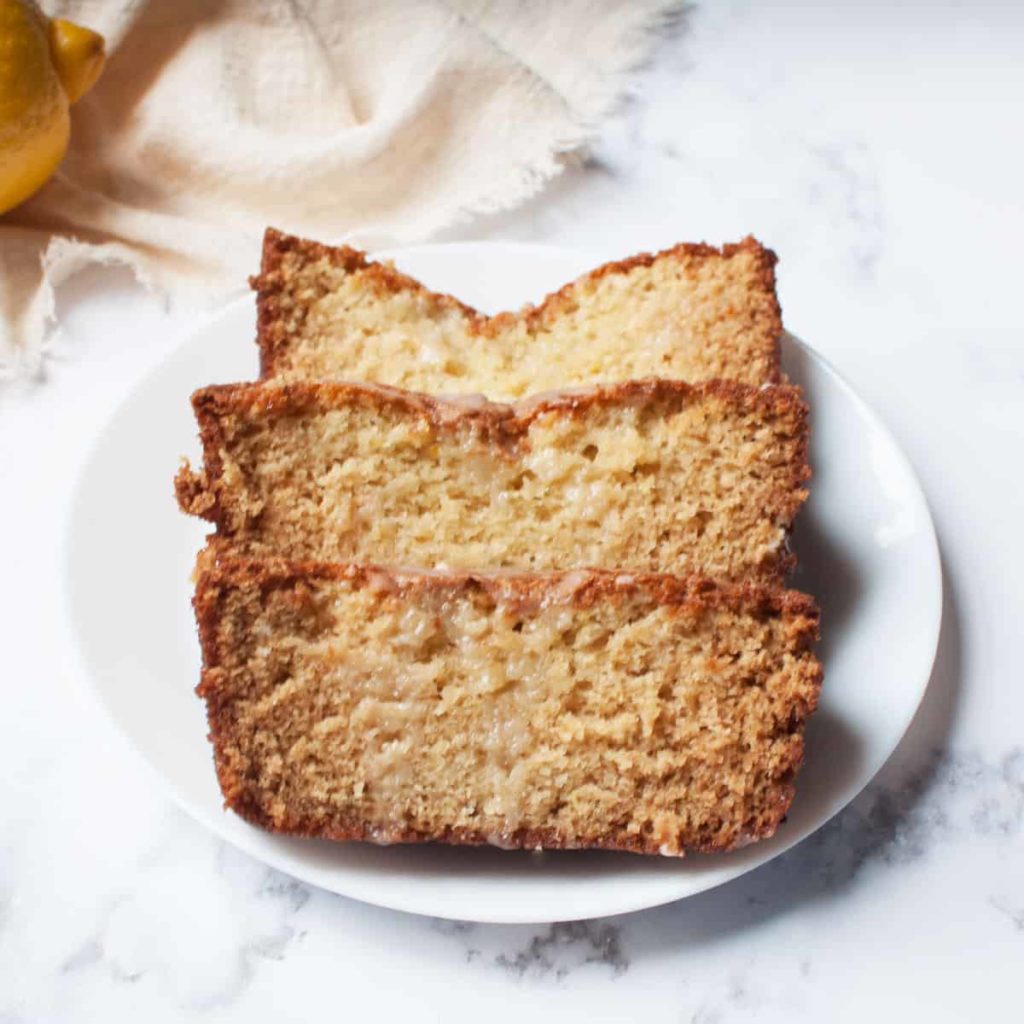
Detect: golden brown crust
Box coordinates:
(195, 552, 823, 627)
(188, 375, 806, 436)
(253, 228, 479, 377)
(217, 802, 795, 856)
(194, 555, 822, 856)
(252, 228, 783, 384)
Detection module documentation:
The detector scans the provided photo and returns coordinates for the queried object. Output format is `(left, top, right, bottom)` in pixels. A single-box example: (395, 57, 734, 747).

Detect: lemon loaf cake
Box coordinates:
(195, 557, 822, 855)
(176, 379, 809, 582)
(253, 229, 783, 397)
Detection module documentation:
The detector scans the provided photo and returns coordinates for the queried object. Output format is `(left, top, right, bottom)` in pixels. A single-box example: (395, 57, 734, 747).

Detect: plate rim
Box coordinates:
(61, 241, 943, 923)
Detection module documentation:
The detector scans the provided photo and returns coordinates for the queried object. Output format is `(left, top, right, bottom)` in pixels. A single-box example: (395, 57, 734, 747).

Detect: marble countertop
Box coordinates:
(2, 2, 1022, 1020)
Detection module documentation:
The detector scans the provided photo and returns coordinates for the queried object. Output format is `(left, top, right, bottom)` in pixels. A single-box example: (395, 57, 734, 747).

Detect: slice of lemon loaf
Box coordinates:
(176, 379, 809, 582)
(195, 557, 822, 855)
(252, 229, 783, 397)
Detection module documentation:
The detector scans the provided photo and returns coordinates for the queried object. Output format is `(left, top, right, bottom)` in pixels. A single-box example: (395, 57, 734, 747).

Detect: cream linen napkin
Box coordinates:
(0, 0, 682, 377)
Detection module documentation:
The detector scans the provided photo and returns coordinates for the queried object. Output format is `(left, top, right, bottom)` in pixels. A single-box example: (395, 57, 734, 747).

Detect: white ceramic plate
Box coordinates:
(64, 243, 941, 923)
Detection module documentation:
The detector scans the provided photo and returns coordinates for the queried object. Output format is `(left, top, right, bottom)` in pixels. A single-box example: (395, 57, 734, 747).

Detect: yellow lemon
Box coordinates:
(0, 0, 104, 215)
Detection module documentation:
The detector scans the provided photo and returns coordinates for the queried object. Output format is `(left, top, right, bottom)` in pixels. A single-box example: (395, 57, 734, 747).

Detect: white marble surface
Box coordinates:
(2, 2, 1023, 1019)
